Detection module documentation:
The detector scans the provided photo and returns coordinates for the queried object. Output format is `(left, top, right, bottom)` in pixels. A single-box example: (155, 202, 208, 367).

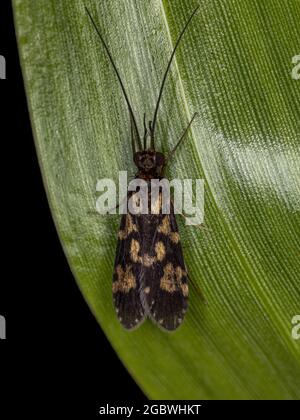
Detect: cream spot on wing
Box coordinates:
(160, 264, 188, 295)
(112, 265, 136, 293)
(160, 263, 177, 293)
(118, 214, 138, 239)
(155, 241, 166, 261)
(175, 266, 187, 282)
(142, 254, 156, 267)
(158, 216, 180, 243)
(158, 216, 171, 235)
(170, 232, 180, 243)
(130, 239, 140, 262)
(181, 283, 189, 297)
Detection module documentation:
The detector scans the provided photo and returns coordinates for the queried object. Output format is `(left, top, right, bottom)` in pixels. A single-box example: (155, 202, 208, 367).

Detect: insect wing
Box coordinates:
(138, 210, 189, 331)
(112, 213, 145, 330)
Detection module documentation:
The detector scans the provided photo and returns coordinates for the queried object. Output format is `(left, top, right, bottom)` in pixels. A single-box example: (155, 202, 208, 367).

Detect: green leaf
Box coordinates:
(14, 0, 300, 399)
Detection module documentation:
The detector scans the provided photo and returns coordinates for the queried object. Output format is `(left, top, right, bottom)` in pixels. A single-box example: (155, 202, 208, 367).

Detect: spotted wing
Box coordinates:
(112, 213, 145, 330)
(138, 212, 189, 331)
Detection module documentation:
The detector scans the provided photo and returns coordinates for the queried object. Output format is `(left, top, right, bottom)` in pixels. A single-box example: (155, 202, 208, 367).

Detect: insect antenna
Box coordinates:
(130, 111, 137, 154)
(85, 7, 142, 150)
(150, 5, 200, 149)
(143, 113, 148, 149)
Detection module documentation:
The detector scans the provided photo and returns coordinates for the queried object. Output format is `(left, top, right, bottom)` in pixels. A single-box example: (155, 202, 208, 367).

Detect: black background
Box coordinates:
(0, 0, 145, 412)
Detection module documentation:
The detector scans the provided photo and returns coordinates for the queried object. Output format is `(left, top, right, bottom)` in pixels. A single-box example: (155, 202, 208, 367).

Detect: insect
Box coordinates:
(86, 5, 199, 330)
